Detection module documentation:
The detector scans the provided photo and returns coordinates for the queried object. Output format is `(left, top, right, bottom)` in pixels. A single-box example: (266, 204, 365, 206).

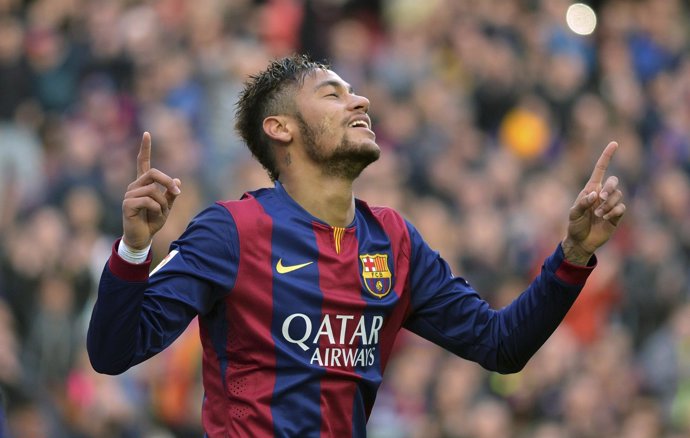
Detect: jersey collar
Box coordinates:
(273, 180, 357, 228)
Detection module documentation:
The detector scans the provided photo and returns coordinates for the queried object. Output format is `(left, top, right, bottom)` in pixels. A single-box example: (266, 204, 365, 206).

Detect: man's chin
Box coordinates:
(324, 146, 380, 180)
(355, 138, 381, 161)
(351, 141, 381, 167)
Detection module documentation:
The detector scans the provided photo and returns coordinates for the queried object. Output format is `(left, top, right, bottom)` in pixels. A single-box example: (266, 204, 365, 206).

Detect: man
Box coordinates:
(87, 55, 625, 437)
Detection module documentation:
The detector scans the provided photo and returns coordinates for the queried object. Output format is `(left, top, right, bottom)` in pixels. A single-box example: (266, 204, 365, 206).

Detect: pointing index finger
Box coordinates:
(137, 132, 152, 178)
(588, 141, 618, 186)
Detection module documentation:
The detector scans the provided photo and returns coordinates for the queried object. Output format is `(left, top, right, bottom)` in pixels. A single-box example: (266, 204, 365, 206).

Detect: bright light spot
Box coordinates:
(566, 3, 597, 36)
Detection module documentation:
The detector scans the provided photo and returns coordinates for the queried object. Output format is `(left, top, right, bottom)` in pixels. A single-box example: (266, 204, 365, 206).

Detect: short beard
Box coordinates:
(296, 113, 379, 180)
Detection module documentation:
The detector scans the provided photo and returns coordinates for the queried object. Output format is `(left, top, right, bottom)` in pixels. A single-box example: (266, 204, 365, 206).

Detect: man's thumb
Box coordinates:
(165, 178, 182, 207)
(570, 190, 597, 220)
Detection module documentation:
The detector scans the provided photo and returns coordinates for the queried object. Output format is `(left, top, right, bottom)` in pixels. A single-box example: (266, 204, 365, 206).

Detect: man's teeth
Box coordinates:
(350, 121, 368, 128)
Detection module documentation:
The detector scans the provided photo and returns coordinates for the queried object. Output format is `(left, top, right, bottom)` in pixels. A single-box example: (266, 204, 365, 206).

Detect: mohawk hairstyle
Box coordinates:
(235, 54, 329, 181)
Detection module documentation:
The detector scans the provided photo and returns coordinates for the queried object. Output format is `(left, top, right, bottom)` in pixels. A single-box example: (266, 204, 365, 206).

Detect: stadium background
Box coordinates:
(1, 0, 689, 436)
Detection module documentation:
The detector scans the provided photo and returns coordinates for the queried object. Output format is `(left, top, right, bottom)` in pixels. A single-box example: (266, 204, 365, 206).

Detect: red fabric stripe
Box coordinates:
(199, 319, 229, 436)
(313, 223, 365, 438)
(554, 257, 596, 285)
(216, 198, 276, 437)
(369, 208, 412, 380)
(108, 239, 152, 282)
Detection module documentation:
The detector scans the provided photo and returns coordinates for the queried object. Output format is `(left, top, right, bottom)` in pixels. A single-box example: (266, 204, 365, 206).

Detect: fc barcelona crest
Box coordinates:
(359, 254, 392, 298)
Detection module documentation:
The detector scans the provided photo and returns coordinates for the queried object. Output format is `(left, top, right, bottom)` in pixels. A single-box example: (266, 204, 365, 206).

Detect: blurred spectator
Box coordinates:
(640, 303, 690, 431)
(0, 15, 33, 121)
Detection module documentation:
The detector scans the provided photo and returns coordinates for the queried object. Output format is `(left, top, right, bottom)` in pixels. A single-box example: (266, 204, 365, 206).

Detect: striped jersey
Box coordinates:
(87, 181, 595, 437)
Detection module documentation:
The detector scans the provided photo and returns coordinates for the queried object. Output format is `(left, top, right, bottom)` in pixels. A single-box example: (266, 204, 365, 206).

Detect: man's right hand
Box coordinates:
(122, 132, 181, 250)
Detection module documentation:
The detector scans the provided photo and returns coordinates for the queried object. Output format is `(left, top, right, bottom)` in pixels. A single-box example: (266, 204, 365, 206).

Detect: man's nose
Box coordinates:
(348, 93, 370, 113)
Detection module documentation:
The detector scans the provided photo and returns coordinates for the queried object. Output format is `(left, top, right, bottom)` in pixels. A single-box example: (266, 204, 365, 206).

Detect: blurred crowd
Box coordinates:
(0, 0, 689, 436)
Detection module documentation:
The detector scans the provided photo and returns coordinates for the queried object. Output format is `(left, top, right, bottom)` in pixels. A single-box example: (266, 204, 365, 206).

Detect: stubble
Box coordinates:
(295, 112, 380, 180)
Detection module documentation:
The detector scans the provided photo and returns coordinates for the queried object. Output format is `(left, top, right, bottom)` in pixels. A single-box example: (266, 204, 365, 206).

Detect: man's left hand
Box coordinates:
(562, 141, 626, 265)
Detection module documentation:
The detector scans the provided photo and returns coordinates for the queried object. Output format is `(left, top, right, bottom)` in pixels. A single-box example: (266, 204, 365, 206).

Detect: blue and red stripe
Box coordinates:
(355, 205, 413, 419)
(216, 196, 277, 437)
(260, 193, 324, 437)
(313, 222, 366, 438)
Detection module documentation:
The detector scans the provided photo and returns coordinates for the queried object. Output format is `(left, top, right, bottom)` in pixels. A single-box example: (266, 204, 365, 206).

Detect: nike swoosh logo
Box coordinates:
(276, 258, 314, 274)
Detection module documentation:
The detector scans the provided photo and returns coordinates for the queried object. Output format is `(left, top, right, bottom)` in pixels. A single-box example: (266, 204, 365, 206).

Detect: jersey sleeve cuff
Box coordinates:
(108, 239, 152, 282)
(547, 243, 597, 286)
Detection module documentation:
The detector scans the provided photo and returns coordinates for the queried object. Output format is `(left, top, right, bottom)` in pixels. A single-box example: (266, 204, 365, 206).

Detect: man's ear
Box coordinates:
(263, 116, 293, 144)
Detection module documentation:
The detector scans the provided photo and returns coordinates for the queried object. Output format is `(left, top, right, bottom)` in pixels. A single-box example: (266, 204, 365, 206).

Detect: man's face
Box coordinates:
(291, 69, 379, 179)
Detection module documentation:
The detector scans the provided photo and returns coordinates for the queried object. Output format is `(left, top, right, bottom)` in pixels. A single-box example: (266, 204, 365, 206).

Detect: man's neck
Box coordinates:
(280, 174, 355, 227)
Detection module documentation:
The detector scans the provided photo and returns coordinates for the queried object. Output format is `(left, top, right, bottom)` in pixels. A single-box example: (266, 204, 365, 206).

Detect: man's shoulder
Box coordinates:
(213, 186, 278, 231)
(216, 186, 275, 208)
(356, 199, 409, 232)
